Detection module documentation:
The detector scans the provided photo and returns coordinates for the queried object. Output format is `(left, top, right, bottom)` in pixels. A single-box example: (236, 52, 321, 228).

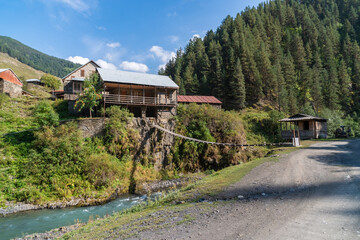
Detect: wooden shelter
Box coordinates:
(279, 114, 327, 140)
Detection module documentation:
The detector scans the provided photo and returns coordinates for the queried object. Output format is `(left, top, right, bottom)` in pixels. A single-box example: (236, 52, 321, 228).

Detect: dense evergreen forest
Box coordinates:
(0, 36, 80, 77)
(162, 0, 360, 116)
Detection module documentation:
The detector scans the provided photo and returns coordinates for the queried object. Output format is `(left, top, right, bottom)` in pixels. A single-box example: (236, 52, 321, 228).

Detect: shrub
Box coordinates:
(170, 104, 247, 172)
(105, 106, 140, 158)
(84, 153, 123, 189)
(33, 101, 59, 127)
(40, 74, 61, 90)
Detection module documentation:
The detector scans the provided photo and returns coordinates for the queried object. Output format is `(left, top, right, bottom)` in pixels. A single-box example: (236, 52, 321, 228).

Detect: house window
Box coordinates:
(81, 70, 85, 77)
(303, 121, 309, 130)
(73, 82, 82, 92)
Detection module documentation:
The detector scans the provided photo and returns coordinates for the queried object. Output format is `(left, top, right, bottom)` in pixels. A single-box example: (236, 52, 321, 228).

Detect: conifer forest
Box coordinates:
(162, 0, 360, 118)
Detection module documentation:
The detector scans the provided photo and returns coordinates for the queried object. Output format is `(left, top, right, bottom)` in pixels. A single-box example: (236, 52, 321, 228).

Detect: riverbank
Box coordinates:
(0, 176, 202, 216)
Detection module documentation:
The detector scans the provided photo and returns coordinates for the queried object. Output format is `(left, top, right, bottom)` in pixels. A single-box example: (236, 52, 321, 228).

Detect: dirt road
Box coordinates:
(134, 140, 360, 240)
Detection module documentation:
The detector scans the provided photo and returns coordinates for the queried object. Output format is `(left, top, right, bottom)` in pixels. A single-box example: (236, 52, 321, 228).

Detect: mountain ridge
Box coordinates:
(0, 35, 80, 78)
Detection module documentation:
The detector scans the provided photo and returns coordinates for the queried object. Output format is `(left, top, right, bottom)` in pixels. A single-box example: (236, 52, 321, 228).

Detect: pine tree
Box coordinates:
(227, 58, 246, 109)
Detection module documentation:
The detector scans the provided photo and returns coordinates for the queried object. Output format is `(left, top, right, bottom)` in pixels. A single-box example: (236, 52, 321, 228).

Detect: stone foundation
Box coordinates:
(0, 79, 22, 98)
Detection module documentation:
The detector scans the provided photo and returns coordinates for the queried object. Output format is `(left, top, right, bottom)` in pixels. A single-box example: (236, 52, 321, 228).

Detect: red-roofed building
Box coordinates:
(178, 95, 222, 109)
(0, 69, 23, 98)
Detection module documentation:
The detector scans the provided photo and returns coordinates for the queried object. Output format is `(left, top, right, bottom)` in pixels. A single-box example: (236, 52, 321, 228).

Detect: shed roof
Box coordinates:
(0, 68, 23, 86)
(97, 68, 178, 88)
(279, 113, 327, 122)
(26, 79, 41, 83)
(178, 95, 222, 104)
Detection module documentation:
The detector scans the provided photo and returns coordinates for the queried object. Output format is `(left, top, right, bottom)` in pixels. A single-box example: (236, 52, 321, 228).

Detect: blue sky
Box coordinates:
(0, 0, 264, 74)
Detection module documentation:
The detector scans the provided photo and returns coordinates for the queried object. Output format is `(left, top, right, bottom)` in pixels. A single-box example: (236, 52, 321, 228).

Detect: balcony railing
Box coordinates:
(104, 94, 176, 106)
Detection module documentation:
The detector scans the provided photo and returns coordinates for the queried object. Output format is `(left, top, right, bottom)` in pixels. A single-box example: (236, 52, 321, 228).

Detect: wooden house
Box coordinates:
(177, 95, 222, 109)
(0, 69, 23, 98)
(62, 61, 179, 119)
(279, 114, 327, 140)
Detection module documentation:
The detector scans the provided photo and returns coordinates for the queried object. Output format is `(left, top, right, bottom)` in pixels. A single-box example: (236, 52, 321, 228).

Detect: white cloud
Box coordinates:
(67, 56, 90, 65)
(96, 26, 106, 31)
(169, 35, 179, 43)
(106, 42, 120, 48)
(158, 64, 166, 71)
(96, 59, 117, 70)
(150, 46, 176, 63)
(119, 61, 149, 73)
(192, 34, 201, 40)
(149, 46, 176, 70)
(55, 0, 90, 12)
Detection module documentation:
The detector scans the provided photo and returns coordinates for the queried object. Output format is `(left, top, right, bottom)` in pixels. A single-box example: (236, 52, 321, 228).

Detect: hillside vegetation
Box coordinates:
(0, 36, 80, 77)
(0, 52, 44, 80)
(0, 93, 271, 205)
(162, 0, 360, 123)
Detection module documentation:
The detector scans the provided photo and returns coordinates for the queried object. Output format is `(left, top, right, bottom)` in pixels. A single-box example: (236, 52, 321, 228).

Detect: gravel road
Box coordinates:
(134, 140, 360, 240)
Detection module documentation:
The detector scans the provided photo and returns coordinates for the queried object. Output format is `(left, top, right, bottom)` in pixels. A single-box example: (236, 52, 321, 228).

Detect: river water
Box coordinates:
(0, 194, 149, 240)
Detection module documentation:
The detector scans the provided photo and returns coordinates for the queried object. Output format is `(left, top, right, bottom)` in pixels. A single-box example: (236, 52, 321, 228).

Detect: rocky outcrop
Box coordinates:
(129, 118, 176, 170)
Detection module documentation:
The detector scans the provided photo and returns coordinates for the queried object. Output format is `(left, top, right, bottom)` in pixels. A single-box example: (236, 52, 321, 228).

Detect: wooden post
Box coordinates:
(143, 88, 145, 104)
(118, 85, 120, 103)
(155, 88, 157, 104)
(131, 85, 133, 103)
(297, 129, 301, 146)
(103, 85, 106, 118)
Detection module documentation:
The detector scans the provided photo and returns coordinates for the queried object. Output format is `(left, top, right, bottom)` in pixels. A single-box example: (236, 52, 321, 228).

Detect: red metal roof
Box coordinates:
(178, 95, 222, 104)
(0, 69, 23, 86)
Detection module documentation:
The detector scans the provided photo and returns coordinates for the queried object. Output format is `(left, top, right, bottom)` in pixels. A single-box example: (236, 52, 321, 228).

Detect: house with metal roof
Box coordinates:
(178, 95, 222, 109)
(63, 61, 179, 119)
(279, 113, 327, 139)
(0, 68, 23, 98)
(62, 61, 100, 101)
(26, 79, 43, 86)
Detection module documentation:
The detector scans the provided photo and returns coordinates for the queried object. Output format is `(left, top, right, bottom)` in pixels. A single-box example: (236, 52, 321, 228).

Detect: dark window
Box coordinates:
(74, 82, 82, 92)
(303, 121, 309, 130)
(80, 70, 85, 77)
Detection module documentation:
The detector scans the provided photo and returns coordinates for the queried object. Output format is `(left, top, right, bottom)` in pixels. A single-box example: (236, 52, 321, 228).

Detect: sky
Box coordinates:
(0, 0, 264, 74)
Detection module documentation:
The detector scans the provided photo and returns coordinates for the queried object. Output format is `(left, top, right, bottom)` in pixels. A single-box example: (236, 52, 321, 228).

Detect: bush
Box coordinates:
(84, 153, 123, 189)
(170, 104, 247, 172)
(33, 101, 59, 127)
(40, 74, 61, 90)
(105, 106, 140, 158)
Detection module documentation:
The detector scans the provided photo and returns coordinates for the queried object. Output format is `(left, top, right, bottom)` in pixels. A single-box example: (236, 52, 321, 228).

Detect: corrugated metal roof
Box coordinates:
(97, 68, 178, 88)
(178, 95, 222, 104)
(26, 79, 41, 82)
(279, 114, 327, 122)
(0, 68, 23, 86)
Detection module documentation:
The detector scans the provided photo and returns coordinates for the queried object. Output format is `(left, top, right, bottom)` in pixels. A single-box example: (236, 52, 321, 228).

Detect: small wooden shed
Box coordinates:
(279, 114, 327, 140)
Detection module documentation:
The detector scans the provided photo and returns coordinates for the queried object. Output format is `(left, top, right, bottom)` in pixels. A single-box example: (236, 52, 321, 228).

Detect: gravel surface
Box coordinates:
(132, 140, 360, 240)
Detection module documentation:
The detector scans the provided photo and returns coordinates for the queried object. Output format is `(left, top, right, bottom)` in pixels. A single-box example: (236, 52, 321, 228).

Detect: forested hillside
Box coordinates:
(0, 36, 80, 77)
(162, 0, 360, 116)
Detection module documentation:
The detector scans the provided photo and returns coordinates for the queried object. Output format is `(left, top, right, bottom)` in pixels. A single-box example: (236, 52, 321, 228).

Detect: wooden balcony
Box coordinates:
(103, 93, 177, 106)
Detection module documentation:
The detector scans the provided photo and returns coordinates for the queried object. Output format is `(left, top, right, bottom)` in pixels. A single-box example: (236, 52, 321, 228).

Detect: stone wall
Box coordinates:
(71, 117, 176, 170)
(75, 118, 106, 138)
(0, 79, 22, 98)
